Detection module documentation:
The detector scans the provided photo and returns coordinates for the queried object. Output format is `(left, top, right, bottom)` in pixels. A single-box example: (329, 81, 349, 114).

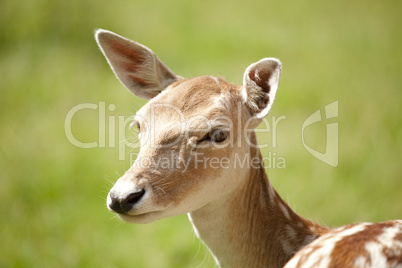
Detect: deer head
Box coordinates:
(95, 29, 281, 224)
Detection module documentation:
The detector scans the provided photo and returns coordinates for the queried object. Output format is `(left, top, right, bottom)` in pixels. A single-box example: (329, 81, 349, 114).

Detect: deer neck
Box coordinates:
(188, 132, 327, 268)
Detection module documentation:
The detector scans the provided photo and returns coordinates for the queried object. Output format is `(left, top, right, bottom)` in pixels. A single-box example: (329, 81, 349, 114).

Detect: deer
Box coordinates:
(95, 29, 402, 268)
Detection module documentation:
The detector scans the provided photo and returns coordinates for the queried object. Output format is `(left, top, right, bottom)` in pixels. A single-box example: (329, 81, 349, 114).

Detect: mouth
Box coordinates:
(116, 210, 163, 224)
(107, 189, 169, 224)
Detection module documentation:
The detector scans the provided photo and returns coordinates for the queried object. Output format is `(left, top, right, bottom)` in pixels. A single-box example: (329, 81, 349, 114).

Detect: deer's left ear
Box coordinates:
(242, 58, 282, 119)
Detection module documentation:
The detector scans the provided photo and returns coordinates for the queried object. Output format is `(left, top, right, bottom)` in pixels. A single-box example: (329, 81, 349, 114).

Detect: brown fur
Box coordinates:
(287, 221, 402, 267)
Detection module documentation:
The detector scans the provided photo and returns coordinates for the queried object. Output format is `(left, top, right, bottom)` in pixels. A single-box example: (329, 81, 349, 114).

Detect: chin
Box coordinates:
(117, 211, 163, 224)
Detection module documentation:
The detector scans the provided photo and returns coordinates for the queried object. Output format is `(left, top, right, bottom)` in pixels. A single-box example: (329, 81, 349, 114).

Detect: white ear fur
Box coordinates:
(242, 58, 282, 119)
(95, 29, 178, 100)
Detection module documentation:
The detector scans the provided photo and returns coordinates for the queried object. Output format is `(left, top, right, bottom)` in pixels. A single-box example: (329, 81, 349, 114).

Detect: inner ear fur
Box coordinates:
(242, 58, 282, 120)
(95, 29, 178, 100)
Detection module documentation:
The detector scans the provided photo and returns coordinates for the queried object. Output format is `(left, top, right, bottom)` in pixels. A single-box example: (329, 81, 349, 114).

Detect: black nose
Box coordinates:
(108, 189, 146, 214)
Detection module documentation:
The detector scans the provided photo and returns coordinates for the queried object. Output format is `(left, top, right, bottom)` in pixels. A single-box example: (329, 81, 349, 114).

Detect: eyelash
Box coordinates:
(133, 123, 227, 144)
(198, 129, 228, 144)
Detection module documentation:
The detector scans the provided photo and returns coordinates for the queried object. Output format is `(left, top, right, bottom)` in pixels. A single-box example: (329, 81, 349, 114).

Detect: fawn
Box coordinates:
(96, 29, 402, 268)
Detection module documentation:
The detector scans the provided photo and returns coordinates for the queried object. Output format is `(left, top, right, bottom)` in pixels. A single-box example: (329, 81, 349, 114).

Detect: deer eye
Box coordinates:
(198, 129, 228, 144)
(209, 129, 227, 143)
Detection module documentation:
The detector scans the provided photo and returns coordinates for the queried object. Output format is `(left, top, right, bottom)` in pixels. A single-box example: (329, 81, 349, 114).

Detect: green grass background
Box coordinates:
(1, 0, 401, 267)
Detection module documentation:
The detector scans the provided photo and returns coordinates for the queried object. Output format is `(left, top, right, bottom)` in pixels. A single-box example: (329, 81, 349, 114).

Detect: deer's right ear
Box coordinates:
(95, 29, 178, 100)
(242, 58, 282, 120)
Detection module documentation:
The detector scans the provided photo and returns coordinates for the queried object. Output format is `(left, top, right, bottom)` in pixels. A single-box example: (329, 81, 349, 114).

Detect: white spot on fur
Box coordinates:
(354, 255, 368, 267)
(365, 241, 387, 266)
(376, 225, 402, 248)
(285, 224, 370, 268)
(363, 224, 402, 267)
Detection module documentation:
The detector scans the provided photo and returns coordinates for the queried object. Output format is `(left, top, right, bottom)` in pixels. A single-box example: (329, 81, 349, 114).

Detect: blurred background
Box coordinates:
(1, 0, 401, 267)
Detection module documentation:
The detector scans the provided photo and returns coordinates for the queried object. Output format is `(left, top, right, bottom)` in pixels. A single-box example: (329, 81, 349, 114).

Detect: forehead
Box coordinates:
(137, 76, 236, 120)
